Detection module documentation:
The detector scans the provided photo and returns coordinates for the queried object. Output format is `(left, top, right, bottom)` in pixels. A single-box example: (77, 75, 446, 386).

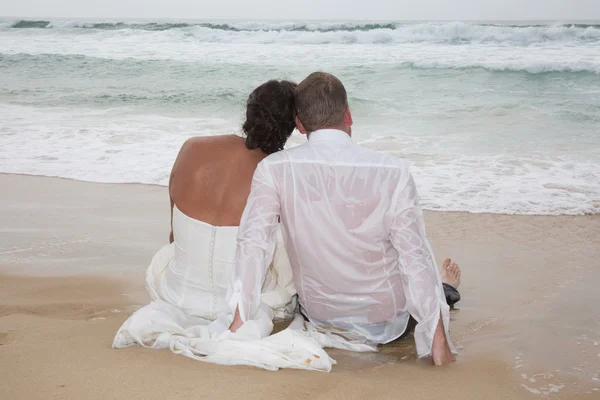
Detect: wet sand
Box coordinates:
(1, 173, 599, 399)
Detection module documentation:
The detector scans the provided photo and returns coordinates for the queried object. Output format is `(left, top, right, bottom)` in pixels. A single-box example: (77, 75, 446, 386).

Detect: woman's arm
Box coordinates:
(168, 140, 190, 244)
(169, 171, 175, 244)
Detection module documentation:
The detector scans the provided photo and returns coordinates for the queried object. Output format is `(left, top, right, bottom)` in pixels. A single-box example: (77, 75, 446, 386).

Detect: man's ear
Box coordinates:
(344, 107, 353, 127)
(296, 116, 307, 135)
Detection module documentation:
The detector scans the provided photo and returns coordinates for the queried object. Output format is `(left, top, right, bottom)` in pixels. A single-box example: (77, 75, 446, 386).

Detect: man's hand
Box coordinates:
(431, 319, 456, 366)
(229, 307, 244, 333)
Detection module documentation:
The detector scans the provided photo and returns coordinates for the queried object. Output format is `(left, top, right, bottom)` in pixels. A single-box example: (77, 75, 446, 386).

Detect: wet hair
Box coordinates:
(243, 80, 297, 155)
(295, 72, 348, 133)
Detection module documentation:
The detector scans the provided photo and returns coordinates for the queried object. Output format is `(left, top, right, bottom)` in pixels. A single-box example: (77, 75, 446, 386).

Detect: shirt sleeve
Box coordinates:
(228, 160, 281, 323)
(389, 171, 457, 358)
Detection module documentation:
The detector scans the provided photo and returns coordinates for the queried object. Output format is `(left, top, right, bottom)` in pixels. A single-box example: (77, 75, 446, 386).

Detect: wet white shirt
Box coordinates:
(228, 129, 455, 358)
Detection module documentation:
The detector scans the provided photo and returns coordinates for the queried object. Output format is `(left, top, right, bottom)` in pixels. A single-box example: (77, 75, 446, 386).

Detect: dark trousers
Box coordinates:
(398, 283, 460, 340)
(299, 283, 461, 341)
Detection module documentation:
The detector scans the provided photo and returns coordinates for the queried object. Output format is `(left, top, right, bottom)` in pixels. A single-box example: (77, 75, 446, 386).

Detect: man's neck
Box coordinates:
(308, 125, 351, 137)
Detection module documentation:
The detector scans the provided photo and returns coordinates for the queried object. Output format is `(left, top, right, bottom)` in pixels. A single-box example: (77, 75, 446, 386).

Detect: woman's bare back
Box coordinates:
(169, 135, 267, 234)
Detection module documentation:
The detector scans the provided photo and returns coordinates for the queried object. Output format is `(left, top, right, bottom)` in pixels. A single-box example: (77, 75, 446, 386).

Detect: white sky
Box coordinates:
(0, 0, 599, 21)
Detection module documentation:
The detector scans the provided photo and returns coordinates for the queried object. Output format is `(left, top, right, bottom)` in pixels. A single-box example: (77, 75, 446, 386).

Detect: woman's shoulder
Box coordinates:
(180, 134, 243, 149)
(175, 135, 247, 159)
(175, 135, 267, 171)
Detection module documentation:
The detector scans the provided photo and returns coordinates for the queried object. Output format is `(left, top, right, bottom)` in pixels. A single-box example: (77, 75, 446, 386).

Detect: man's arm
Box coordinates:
(390, 171, 456, 365)
(228, 160, 281, 331)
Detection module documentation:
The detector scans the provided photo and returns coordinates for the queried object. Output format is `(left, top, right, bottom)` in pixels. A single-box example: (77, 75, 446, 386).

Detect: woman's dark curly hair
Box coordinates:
(243, 80, 297, 155)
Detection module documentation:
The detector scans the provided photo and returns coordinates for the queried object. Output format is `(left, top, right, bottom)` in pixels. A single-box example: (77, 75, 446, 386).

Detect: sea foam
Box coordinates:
(1, 20, 599, 215)
(2, 20, 600, 45)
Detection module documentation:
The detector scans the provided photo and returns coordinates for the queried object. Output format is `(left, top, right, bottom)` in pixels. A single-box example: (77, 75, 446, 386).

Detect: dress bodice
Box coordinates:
(156, 205, 295, 320)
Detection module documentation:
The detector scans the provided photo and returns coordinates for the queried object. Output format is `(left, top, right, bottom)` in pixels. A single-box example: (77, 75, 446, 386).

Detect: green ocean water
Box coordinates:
(1, 19, 599, 214)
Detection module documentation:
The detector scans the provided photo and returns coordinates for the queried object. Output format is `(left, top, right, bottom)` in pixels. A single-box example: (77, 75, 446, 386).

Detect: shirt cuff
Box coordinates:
(227, 279, 247, 323)
(413, 302, 457, 359)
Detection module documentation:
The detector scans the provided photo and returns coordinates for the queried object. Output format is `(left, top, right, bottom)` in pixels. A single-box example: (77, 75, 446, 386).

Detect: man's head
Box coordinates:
(294, 72, 353, 135)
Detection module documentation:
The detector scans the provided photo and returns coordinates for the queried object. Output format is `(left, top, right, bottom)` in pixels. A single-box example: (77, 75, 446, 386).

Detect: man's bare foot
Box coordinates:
(440, 258, 461, 289)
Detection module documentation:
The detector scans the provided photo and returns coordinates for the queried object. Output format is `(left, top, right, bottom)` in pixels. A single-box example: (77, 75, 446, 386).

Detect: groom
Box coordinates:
(228, 72, 456, 365)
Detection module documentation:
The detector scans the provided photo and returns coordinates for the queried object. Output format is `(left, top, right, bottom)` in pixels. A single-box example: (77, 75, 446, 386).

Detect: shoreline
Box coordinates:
(3, 172, 596, 217)
(1, 173, 599, 399)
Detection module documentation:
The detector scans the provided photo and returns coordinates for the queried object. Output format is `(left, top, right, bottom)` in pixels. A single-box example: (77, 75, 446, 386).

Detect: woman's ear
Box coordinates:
(296, 116, 308, 135)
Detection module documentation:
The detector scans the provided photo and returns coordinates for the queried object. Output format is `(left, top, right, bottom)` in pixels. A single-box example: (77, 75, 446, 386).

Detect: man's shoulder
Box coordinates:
(260, 142, 411, 172)
(352, 144, 411, 171)
(261, 143, 311, 164)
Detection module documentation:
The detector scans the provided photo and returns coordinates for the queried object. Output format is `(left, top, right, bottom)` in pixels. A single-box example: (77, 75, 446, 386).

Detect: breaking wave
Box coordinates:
(2, 20, 600, 44)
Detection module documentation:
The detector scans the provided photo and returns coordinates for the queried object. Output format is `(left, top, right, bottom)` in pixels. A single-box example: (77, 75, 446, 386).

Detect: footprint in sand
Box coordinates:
(0, 331, 17, 346)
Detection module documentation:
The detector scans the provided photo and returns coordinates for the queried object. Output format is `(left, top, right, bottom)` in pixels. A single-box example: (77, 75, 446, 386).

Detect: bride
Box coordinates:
(113, 80, 299, 350)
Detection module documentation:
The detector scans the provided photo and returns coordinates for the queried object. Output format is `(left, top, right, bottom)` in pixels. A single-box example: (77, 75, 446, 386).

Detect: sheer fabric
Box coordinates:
(229, 129, 456, 358)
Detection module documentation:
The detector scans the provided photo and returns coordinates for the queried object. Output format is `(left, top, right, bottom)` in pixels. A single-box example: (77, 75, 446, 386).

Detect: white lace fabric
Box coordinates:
(229, 129, 456, 358)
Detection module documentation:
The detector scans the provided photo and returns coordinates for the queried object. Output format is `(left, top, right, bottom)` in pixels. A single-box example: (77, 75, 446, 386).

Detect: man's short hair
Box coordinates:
(295, 72, 348, 133)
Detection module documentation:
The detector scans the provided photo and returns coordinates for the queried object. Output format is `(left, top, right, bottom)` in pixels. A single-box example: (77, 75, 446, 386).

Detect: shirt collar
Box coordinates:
(308, 129, 352, 144)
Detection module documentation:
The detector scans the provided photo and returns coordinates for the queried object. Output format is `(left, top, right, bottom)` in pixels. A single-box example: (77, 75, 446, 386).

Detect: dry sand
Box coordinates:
(1, 173, 599, 399)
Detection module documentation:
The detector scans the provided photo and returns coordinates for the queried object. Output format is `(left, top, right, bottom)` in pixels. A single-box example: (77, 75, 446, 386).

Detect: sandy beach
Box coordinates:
(1, 173, 599, 399)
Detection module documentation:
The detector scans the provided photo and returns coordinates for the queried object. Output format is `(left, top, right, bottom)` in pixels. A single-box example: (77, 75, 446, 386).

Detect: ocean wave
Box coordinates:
(2, 52, 598, 75)
(398, 60, 600, 74)
(2, 19, 600, 44)
(2, 20, 400, 32)
(0, 104, 598, 216)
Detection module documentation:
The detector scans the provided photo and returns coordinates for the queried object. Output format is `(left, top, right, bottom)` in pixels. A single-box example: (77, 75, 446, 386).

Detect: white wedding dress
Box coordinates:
(113, 206, 372, 371)
(149, 205, 296, 320)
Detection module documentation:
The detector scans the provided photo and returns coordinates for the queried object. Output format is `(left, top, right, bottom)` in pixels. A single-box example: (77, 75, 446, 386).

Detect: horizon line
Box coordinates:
(2, 16, 600, 22)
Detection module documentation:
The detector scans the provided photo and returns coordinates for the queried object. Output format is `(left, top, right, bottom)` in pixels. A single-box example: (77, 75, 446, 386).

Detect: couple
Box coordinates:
(114, 72, 461, 367)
